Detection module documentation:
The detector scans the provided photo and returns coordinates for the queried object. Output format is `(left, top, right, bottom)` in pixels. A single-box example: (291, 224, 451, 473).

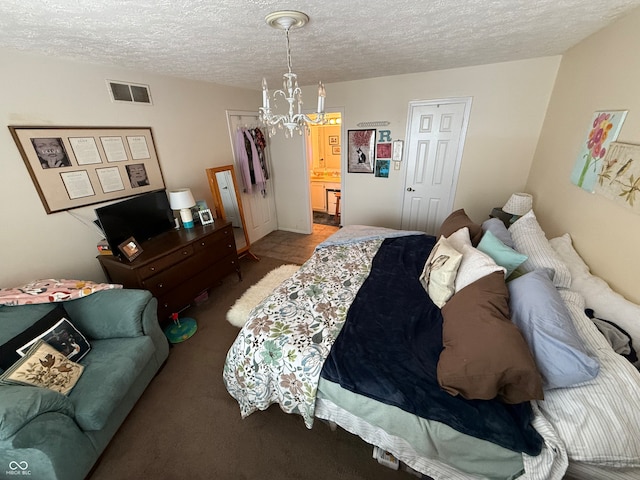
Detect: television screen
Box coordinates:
(95, 190, 175, 254)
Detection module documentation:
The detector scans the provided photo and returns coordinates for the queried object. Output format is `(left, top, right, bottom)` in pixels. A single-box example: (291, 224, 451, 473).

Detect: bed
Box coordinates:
(223, 211, 640, 479)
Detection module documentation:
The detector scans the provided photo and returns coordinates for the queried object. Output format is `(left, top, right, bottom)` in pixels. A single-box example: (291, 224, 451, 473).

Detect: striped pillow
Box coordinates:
(508, 210, 571, 288)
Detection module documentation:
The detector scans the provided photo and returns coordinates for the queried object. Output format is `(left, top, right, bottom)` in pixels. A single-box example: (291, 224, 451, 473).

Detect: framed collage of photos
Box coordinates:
(9, 126, 165, 213)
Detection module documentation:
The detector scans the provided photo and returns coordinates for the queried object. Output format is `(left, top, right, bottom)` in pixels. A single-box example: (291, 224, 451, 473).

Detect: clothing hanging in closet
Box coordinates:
(235, 127, 269, 196)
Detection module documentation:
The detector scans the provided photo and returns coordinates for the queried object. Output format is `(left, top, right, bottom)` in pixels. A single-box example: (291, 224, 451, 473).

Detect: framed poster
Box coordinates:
(8, 126, 165, 213)
(347, 129, 376, 173)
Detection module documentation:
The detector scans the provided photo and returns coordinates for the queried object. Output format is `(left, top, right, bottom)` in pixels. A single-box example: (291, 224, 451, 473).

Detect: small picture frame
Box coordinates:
(328, 135, 339, 145)
(332, 146, 341, 155)
(198, 208, 214, 225)
(118, 236, 143, 262)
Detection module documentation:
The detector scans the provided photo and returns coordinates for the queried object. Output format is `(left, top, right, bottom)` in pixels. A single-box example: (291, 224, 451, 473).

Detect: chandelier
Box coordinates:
(259, 11, 326, 138)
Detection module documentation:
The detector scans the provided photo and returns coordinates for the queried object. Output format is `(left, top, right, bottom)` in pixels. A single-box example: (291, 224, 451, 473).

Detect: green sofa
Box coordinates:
(0, 289, 169, 480)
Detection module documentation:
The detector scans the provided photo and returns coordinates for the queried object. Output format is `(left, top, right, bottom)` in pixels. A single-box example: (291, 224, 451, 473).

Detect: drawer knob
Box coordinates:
(228, 244, 232, 248)
(201, 242, 206, 246)
(158, 283, 163, 288)
(150, 267, 155, 271)
(183, 251, 188, 255)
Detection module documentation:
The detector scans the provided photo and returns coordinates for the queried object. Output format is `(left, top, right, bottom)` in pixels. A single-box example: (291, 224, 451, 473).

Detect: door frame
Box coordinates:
(401, 97, 473, 226)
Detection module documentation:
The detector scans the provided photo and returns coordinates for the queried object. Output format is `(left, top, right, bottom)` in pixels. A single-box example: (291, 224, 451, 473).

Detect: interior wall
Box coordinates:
(294, 56, 561, 229)
(525, 8, 640, 304)
(0, 47, 259, 288)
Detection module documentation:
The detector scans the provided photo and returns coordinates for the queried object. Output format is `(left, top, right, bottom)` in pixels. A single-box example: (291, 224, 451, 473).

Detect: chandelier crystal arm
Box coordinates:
(259, 10, 326, 138)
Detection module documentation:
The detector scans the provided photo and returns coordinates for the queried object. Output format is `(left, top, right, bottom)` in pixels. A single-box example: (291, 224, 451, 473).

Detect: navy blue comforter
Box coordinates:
(320, 234, 542, 455)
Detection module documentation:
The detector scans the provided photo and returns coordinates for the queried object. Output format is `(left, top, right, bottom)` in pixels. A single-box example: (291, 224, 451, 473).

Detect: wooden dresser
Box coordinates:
(98, 222, 240, 320)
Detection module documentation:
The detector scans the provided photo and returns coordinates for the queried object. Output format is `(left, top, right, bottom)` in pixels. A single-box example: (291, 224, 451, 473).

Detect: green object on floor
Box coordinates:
(164, 316, 197, 343)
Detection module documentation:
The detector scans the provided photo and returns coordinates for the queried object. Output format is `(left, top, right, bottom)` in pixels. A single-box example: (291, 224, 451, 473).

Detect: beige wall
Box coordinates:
(526, 8, 640, 303)
(0, 48, 259, 287)
(295, 56, 560, 229)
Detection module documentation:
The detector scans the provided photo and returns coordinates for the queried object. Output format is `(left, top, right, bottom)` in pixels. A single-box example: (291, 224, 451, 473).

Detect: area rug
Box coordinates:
(226, 264, 300, 327)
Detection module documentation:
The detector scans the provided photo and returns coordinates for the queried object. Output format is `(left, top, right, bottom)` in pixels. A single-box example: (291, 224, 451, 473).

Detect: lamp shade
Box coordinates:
(168, 189, 196, 229)
(168, 189, 195, 210)
(502, 193, 533, 216)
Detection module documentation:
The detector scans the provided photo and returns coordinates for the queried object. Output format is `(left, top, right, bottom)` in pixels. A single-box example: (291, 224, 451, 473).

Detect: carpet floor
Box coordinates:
(88, 256, 409, 480)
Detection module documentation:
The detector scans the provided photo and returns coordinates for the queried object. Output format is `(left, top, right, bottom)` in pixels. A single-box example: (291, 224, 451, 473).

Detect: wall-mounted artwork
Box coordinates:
(570, 110, 627, 192)
(594, 141, 640, 213)
(375, 159, 390, 178)
(347, 129, 375, 173)
(9, 126, 164, 213)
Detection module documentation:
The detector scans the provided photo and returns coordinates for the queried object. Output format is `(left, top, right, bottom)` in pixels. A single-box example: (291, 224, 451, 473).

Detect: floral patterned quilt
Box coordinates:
(224, 228, 417, 428)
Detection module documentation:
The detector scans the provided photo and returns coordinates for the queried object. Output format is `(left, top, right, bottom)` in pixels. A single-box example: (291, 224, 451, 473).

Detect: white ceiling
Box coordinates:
(1, 0, 639, 90)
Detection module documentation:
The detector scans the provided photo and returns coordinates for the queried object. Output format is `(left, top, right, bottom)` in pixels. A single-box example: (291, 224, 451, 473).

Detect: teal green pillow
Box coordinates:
(477, 230, 528, 277)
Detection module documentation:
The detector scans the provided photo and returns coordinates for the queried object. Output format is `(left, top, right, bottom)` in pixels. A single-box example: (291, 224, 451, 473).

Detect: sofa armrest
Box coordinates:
(0, 385, 74, 440)
(63, 289, 153, 339)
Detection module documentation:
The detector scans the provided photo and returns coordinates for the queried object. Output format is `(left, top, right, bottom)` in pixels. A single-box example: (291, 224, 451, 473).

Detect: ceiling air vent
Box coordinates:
(106, 80, 152, 105)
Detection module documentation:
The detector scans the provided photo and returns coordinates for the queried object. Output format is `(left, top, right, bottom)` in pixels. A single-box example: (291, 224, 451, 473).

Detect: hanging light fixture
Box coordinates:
(259, 10, 326, 138)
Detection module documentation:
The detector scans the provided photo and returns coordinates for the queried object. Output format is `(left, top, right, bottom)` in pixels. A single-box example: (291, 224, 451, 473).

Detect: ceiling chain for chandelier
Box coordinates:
(259, 11, 326, 138)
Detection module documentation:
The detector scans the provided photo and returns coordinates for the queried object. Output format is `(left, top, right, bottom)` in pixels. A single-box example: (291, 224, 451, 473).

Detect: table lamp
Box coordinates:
(502, 192, 533, 223)
(168, 188, 196, 229)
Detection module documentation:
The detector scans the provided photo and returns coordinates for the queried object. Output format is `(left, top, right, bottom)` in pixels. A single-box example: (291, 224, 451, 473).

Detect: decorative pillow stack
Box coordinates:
(0, 305, 90, 395)
(437, 271, 544, 403)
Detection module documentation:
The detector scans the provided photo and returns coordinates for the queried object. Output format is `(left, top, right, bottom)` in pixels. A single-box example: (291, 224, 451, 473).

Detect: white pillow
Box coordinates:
(419, 236, 463, 308)
(509, 210, 571, 289)
(446, 226, 471, 252)
(550, 233, 640, 346)
(537, 289, 640, 467)
(454, 244, 505, 292)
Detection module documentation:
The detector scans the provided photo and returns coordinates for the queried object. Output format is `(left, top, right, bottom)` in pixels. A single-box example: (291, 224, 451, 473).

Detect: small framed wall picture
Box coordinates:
(198, 208, 214, 225)
(328, 135, 339, 145)
(118, 236, 143, 262)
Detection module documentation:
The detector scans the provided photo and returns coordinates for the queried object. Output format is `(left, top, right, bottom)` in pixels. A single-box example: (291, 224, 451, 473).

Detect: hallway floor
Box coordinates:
(249, 223, 339, 265)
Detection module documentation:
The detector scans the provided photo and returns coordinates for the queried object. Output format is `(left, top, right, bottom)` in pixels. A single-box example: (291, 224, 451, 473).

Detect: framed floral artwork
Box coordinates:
(570, 110, 627, 192)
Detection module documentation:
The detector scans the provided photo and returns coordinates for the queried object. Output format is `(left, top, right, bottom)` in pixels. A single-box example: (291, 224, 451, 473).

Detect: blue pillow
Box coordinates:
(477, 230, 528, 277)
(508, 269, 600, 390)
(482, 217, 515, 249)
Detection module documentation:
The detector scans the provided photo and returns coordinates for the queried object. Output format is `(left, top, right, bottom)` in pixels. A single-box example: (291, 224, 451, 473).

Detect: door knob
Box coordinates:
(406, 187, 415, 192)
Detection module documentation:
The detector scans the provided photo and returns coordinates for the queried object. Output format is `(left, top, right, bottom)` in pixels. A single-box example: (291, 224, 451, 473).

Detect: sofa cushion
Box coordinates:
(0, 384, 75, 440)
(70, 336, 155, 430)
(0, 305, 90, 371)
(0, 303, 60, 353)
(0, 340, 85, 395)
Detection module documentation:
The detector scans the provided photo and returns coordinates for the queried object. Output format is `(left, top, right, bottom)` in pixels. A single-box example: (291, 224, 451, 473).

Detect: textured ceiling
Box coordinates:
(1, 0, 639, 90)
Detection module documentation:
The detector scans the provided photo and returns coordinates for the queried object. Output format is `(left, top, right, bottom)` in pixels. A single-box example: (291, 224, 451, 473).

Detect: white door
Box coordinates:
(226, 110, 278, 243)
(401, 98, 472, 235)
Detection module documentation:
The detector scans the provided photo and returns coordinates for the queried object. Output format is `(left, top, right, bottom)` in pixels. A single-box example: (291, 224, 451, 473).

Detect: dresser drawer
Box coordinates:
(193, 225, 234, 253)
(139, 245, 194, 280)
(155, 253, 240, 319)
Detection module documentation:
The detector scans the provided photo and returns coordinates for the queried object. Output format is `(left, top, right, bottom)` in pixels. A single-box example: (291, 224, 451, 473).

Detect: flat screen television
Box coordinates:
(95, 190, 175, 255)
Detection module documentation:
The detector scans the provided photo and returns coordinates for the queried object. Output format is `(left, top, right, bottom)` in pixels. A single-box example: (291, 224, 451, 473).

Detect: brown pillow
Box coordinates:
(437, 271, 544, 404)
(438, 209, 483, 246)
